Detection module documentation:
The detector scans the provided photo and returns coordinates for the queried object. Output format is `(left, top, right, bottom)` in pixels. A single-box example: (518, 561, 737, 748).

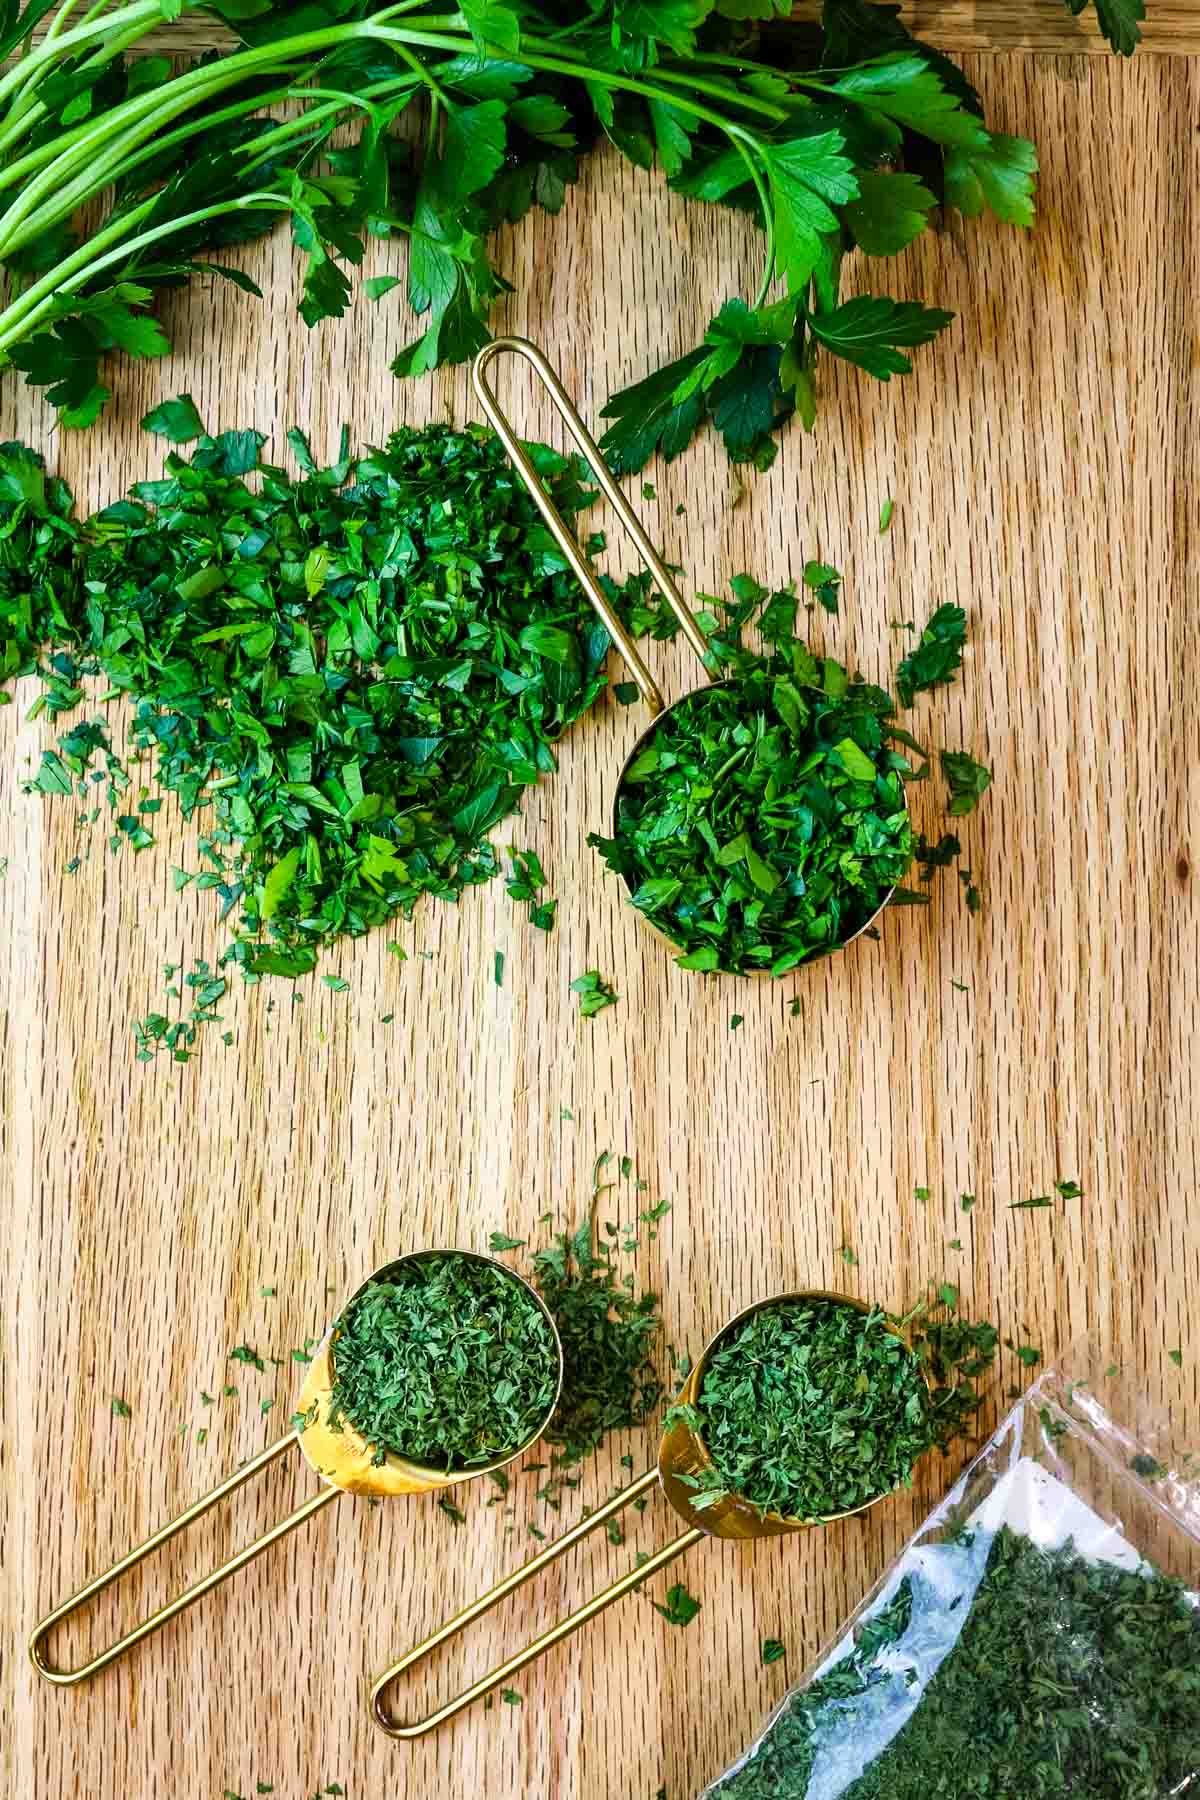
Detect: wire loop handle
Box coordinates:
(29, 1435, 338, 1685)
(472, 337, 711, 715)
(370, 1466, 704, 1737)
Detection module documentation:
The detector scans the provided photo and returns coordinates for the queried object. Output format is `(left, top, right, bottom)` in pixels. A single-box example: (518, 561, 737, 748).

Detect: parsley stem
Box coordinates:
(620, 61, 789, 123)
(0, 54, 310, 250)
(389, 39, 453, 108)
(727, 130, 776, 308)
(0, 0, 163, 110)
(8, 67, 420, 248)
(0, 195, 292, 349)
(0, 9, 166, 161)
(470, 40, 783, 135)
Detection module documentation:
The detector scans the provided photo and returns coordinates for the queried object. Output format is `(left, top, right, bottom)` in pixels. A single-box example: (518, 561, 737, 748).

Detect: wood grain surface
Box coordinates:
(2, 45, 1198, 1800)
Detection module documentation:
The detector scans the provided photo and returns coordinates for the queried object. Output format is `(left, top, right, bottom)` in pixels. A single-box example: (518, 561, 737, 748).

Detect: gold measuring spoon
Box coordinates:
(29, 1248, 563, 1686)
(370, 1288, 926, 1737)
(472, 337, 904, 974)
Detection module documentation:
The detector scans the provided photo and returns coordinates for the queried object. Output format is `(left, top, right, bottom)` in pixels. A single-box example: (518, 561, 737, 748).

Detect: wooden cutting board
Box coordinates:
(2, 22, 1198, 1800)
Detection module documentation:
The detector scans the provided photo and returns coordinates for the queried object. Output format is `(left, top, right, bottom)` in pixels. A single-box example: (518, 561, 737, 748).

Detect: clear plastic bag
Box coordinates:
(700, 1366, 1200, 1800)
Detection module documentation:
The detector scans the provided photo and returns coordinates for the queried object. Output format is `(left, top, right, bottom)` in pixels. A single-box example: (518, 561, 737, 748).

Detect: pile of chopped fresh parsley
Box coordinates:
(589, 578, 988, 975)
(3, 422, 645, 976)
(671, 1290, 997, 1519)
(323, 1254, 559, 1470)
(707, 1525, 1198, 1799)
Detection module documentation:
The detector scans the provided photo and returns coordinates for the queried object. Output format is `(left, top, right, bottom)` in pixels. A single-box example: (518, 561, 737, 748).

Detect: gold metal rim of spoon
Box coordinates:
(368, 1287, 929, 1739)
(28, 1248, 563, 1687)
(471, 336, 905, 979)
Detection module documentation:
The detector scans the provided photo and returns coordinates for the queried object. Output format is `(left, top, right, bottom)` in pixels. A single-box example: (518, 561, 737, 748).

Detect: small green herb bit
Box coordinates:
(111, 1396, 131, 1419)
(761, 1637, 787, 1665)
(802, 560, 841, 616)
(652, 1582, 702, 1627)
(681, 1299, 931, 1519)
(327, 1255, 558, 1471)
(506, 848, 557, 932)
(895, 604, 967, 707)
(940, 750, 993, 816)
(589, 648, 914, 977)
(571, 970, 618, 1018)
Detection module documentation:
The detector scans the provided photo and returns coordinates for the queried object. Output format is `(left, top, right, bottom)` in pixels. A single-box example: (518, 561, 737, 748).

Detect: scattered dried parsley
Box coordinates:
(529, 1171, 665, 1492)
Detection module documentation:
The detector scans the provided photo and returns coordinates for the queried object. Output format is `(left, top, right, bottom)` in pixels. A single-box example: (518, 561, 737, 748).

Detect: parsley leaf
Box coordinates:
(896, 604, 967, 706)
(1064, 0, 1144, 56)
(141, 393, 205, 444)
(941, 750, 993, 815)
(570, 970, 618, 1017)
(652, 1581, 702, 1626)
(805, 296, 956, 380)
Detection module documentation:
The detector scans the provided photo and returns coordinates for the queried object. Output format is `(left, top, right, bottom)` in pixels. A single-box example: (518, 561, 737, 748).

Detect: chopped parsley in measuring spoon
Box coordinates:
(326, 1254, 558, 1471)
(590, 655, 914, 975)
(670, 1297, 957, 1519)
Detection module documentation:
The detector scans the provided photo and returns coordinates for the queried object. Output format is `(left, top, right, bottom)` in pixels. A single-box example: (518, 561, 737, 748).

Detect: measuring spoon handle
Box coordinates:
(472, 337, 711, 716)
(370, 1464, 705, 1737)
(29, 1434, 338, 1685)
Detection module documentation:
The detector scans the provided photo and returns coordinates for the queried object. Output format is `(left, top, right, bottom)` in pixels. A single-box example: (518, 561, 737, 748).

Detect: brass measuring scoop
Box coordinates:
(472, 336, 904, 973)
(370, 1288, 924, 1737)
(29, 1249, 563, 1686)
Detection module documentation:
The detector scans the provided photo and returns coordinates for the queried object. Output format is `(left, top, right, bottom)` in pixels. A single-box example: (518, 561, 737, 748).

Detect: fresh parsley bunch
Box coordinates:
(0, 0, 1047, 472)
